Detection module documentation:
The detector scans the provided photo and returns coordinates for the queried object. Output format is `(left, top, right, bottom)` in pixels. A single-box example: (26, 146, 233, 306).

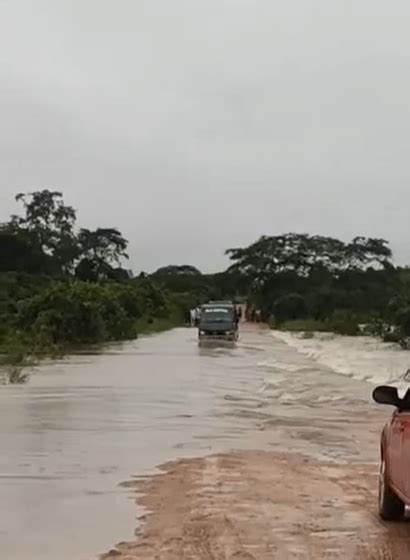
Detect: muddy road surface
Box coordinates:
(1, 325, 410, 559)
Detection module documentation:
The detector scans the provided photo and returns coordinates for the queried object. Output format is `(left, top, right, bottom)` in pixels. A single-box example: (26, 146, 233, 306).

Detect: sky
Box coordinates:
(1, 1, 410, 273)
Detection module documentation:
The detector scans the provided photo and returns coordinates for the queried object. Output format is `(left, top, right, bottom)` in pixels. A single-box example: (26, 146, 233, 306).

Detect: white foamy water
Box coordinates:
(273, 330, 410, 389)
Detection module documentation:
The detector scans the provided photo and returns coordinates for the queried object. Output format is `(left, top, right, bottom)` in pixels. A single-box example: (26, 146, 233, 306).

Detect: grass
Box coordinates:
(0, 342, 37, 384)
(277, 319, 329, 332)
(277, 314, 362, 336)
(135, 314, 184, 335)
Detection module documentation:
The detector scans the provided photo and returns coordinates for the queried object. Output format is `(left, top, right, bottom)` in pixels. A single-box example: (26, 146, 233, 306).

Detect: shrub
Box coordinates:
(327, 309, 360, 336)
(278, 319, 328, 332)
(272, 293, 307, 324)
(16, 281, 141, 347)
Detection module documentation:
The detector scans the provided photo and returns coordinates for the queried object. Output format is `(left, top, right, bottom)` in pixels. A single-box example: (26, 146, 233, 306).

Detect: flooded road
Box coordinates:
(0, 326, 402, 559)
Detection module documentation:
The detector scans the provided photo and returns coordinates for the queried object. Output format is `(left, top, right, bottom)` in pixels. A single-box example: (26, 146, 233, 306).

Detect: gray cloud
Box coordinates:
(1, 0, 410, 272)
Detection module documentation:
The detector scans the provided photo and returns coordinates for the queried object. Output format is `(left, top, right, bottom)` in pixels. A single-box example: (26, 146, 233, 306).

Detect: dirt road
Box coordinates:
(101, 449, 410, 559)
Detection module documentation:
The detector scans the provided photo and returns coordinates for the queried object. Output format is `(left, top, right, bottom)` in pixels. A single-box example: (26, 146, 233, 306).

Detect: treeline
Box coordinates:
(153, 234, 410, 343)
(2, 189, 410, 364)
(226, 233, 397, 333)
(0, 190, 184, 354)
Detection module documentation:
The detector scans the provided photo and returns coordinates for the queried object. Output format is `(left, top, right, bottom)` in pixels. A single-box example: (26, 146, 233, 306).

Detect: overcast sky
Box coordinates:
(0, 1, 409, 272)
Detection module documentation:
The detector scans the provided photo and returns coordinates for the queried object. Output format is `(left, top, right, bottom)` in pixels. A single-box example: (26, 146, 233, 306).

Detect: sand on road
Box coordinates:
(101, 449, 410, 560)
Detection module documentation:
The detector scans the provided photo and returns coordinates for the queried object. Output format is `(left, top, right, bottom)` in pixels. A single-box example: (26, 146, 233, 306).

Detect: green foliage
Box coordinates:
(4, 188, 410, 359)
(0, 230, 54, 274)
(0, 334, 38, 384)
(2, 190, 130, 279)
(326, 310, 360, 336)
(278, 313, 361, 336)
(272, 293, 307, 323)
(382, 331, 402, 344)
(12, 190, 78, 272)
(226, 233, 409, 340)
(278, 319, 328, 332)
(76, 227, 129, 280)
(226, 233, 392, 279)
(153, 265, 201, 276)
(15, 280, 168, 347)
(0, 188, 187, 363)
(393, 306, 410, 338)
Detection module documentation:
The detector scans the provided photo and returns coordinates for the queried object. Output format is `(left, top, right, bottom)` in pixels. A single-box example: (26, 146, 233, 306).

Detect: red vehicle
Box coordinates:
(373, 385, 410, 520)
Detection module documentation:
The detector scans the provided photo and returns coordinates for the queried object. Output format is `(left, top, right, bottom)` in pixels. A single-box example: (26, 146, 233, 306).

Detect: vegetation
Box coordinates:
(2, 189, 410, 383)
(225, 233, 410, 343)
(147, 232, 410, 345)
(0, 190, 190, 380)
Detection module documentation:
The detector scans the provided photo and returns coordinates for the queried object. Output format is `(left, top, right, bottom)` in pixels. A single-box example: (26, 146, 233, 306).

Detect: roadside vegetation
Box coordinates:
(0, 190, 201, 381)
(224, 234, 410, 344)
(143, 233, 410, 345)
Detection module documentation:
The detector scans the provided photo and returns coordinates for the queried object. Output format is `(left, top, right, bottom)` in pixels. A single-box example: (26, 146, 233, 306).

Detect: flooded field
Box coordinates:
(0, 325, 406, 559)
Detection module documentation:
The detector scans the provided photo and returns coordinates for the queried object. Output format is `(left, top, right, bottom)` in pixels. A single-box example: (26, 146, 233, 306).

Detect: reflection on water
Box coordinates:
(0, 326, 387, 559)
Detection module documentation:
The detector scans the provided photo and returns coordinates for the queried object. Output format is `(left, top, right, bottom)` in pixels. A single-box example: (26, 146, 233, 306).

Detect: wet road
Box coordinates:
(0, 326, 388, 559)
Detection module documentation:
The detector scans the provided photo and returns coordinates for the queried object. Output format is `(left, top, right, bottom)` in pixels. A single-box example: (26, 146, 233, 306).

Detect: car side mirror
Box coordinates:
(373, 385, 400, 407)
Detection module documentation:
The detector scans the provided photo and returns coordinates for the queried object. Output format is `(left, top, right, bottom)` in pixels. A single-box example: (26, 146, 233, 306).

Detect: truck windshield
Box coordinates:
(201, 308, 233, 322)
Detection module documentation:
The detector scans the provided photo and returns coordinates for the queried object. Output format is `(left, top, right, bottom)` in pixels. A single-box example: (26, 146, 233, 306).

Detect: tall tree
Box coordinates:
(226, 233, 393, 281)
(152, 265, 202, 277)
(11, 190, 78, 273)
(344, 237, 392, 270)
(76, 227, 129, 280)
(0, 228, 53, 273)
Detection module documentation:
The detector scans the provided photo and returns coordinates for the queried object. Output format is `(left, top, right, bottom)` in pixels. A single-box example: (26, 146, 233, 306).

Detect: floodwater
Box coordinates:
(0, 326, 399, 559)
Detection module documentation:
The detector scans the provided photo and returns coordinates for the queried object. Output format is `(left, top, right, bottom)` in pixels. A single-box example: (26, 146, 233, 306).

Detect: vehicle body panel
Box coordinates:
(381, 411, 410, 504)
(198, 303, 238, 342)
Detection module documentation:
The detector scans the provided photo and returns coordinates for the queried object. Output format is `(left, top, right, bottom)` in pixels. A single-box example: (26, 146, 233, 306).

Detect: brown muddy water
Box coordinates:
(0, 326, 399, 559)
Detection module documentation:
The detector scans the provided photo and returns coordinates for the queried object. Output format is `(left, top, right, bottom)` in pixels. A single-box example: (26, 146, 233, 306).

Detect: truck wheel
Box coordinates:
(379, 459, 405, 521)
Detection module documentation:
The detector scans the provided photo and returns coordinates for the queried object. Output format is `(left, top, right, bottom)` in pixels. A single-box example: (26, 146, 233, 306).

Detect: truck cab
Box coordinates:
(198, 303, 239, 342)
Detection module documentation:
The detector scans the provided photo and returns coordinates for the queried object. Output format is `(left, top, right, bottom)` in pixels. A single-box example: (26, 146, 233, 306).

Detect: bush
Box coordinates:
(16, 281, 146, 347)
(382, 331, 402, 344)
(272, 293, 307, 324)
(278, 319, 328, 332)
(327, 309, 360, 336)
(279, 311, 362, 336)
(394, 306, 410, 338)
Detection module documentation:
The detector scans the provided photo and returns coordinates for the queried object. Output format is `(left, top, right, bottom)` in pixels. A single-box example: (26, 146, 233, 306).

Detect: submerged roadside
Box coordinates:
(0, 312, 184, 384)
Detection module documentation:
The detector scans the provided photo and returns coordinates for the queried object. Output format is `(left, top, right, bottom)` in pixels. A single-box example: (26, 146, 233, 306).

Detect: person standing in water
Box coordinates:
(237, 306, 243, 322)
(195, 306, 201, 327)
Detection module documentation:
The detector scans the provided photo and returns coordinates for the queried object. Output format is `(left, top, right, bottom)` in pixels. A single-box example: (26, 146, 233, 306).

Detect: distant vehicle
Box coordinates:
(198, 303, 239, 342)
(373, 385, 410, 520)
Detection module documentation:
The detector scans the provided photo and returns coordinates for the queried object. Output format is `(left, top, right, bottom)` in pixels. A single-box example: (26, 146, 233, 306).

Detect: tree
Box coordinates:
(226, 234, 346, 279)
(11, 190, 78, 273)
(226, 233, 393, 280)
(0, 228, 54, 274)
(272, 293, 307, 324)
(226, 233, 394, 324)
(344, 237, 392, 270)
(150, 265, 212, 299)
(153, 265, 201, 276)
(76, 227, 129, 281)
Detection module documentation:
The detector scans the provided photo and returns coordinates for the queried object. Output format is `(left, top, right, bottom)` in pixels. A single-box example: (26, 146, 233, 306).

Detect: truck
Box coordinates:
(198, 302, 239, 343)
